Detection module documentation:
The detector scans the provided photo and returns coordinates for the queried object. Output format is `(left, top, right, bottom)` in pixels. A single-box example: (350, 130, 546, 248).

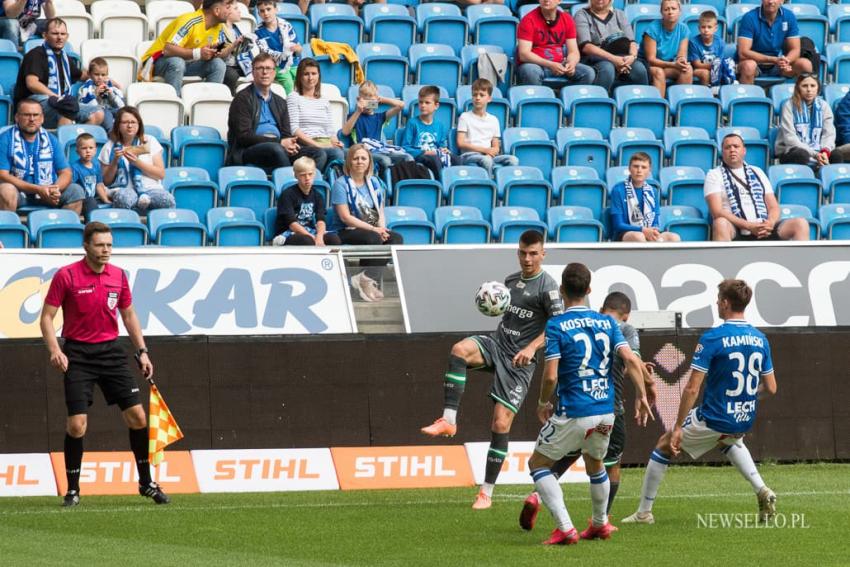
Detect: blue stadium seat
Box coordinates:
(147, 208, 206, 246)
(417, 3, 468, 55)
(768, 164, 822, 213)
(434, 205, 491, 243)
(725, 4, 758, 38)
(0, 94, 11, 127)
(659, 205, 710, 241)
(460, 44, 511, 94)
(357, 43, 409, 97)
(609, 127, 664, 177)
(0, 210, 28, 248)
(28, 209, 83, 248)
(663, 127, 717, 170)
(625, 4, 661, 43)
(496, 166, 551, 220)
(615, 85, 670, 139)
(171, 126, 227, 180)
(311, 52, 353, 94)
(277, 6, 309, 43)
(218, 166, 276, 220)
(466, 4, 519, 58)
(829, 5, 850, 42)
(263, 206, 276, 242)
(206, 207, 264, 246)
(385, 205, 436, 244)
(560, 85, 616, 139)
(661, 166, 709, 217)
(503, 127, 558, 179)
(551, 166, 606, 218)
(0, 49, 21, 96)
(547, 205, 604, 242)
(311, 4, 362, 46)
(509, 85, 563, 140)
(57, 124, 108, 162)
(791, 0, 826, 15)
(409, 43, 462, 97)
(825, 83, 850, 110)
(364, 3, 416, 56)
(495, 165, 544, 198)
(402, 84, 456, 131)
(788, 4, 828, 53)
(556, 127, 610, 179)
(820, 203, 850, 239)
(145, 124, 172, 167)
(820, 164, 850, 203)
(442, 165, 497, 221)
(667, 85, 721, 138)
(393, 179, 442, 220)
(715, 127, 770, 171)
(491, 206, 548, 243)
(89, 209, 147, 247)
(828, 43, 850, 84)
(456, 84, 509, 132)
(770, 83, 796, 115)
(779, 203, 820, 240)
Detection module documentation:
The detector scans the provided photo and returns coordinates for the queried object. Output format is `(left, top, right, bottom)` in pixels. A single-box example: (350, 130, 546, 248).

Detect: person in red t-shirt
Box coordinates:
(40, 221, 170, 508)
(516, 0, 595, 87)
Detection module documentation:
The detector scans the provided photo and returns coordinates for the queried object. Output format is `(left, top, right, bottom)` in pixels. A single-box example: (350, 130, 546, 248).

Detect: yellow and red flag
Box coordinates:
(148, 383, 184, 466)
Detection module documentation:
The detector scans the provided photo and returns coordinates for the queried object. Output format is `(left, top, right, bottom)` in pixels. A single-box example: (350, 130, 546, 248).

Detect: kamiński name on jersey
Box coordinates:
(544, 306, 628, 418)
(494, 270, 564, 357)
(690, 320, 775, 435)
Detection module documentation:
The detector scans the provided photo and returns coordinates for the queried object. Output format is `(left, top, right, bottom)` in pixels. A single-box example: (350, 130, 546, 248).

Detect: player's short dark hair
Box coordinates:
(88, 57, 108, 74)
(602, 291, 631, 315)
(75, 132, 95, 147)
(718, 279, 752, 312)
(722, 133, 744, 148)
(17, 98, 42, 114)
(629, 151, 652, 165)
(561, 263, 591, 300)
(84, 221, 111, 243)
(203, 0, 229, 10)
(518, 229, 544, 247)
(698, 10, 717, 24)
(418, 85, 440, 103)
(45, 17, 67, 32)
(252, 52, 275, 68)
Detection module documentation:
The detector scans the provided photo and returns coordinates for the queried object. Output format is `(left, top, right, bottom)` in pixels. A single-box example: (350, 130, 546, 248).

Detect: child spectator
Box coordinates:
(255, 0, 301, 94)
(401, 85, 458, 180)
(609, 152, 680, 242)
(272, 156, 342, 246)
(72, 133, 110, 217)
(456, 78, 517, 177)
(342, 80, 411, 177)
(688, 11, 735, 88)
(77, 57, 125, 131)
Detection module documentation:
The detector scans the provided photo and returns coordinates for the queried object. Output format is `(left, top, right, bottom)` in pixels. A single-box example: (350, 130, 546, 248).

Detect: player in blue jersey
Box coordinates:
(528, 263, 652, 545)
(623, 279, 777, 525)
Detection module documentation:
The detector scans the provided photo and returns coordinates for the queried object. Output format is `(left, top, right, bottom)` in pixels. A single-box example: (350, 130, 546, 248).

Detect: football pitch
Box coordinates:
(1, 462, 847, 567)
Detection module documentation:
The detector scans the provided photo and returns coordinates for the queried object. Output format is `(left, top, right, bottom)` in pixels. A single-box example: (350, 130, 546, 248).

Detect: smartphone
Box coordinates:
(366, 100, 379, 111)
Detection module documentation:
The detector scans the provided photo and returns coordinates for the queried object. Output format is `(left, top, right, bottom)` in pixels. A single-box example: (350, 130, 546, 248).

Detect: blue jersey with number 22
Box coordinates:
(690, 320, 774, 435)
(544, 306, 628, 418)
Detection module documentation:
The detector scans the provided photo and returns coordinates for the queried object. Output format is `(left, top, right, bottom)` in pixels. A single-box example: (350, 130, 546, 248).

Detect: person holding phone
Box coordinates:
(40, 222, 170, 508)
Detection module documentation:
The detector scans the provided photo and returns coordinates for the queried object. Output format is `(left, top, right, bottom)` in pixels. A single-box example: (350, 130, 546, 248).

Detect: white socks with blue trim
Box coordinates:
(532, 468, 573, 532)
(589, 469, 610, 526)
(638, 449, 670, 514)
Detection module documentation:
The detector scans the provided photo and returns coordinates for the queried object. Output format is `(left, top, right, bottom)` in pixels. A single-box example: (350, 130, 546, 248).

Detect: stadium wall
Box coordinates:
(1, 329, 847, 464)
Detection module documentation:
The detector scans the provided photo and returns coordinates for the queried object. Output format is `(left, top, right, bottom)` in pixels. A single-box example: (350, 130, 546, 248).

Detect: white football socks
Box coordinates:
(638, 450, 670, 514)
(723, 443, 766, 493)
(588, 469, 610, 526)
(533, 469, 573, 532)
(442, 409, 457, 425)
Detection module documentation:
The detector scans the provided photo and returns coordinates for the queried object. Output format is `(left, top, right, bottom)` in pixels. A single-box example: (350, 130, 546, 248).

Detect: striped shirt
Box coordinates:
(142, 9, 226, 63)
(286, 93, 334, 139)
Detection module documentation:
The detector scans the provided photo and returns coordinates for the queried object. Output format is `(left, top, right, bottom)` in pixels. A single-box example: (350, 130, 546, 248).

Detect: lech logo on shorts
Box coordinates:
(107, 291, 119, 310)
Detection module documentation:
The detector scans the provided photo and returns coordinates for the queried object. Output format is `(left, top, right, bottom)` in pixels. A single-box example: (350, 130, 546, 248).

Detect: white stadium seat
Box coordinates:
(127, 82, 184, 137)
(182, 82, 233, 139)
(321, 83, 349, 135)
(53, 0, 93, 52)
(80, 39, 138, 93)
(91, 0, 148, 43)
(146, 1, 195, 39)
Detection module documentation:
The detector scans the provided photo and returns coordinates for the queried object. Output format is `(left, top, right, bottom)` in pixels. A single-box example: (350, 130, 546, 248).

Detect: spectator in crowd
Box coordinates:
(833, 89, 850, 161)
(736, 0, 811, 85)
(689, 10, 735, 88)
(140, 0, 235, 97)
(456, 78, 518, 177)
(776, 74, 843, 168)
(72, 133, 111, 217)
(515, 0, 595, 87)
(0, 98, 84, 213)
(14, 18, 104, 128)
(99, 106, 175, 213)
(341, 80, 410, 178)
(575, 0, 648, 94)
(77, 57, 125, 132)
(401, 85, 459, 180)
(705, 133, 809, 241)
(0, 0, 56, 44)
(329, 144, 403, 302)
(287, 58, 345, 174)
(640, 0, 691, 98)
(609, 152, 680, 242)
(219, 0, 249, 94)
(255, 0, 301, 94)
(226, 53, 323, 174)
(272, 156, 342, 246)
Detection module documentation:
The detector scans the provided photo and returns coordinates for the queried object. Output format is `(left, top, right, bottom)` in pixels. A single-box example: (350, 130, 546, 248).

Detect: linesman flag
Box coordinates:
(148, 383, 184, 466)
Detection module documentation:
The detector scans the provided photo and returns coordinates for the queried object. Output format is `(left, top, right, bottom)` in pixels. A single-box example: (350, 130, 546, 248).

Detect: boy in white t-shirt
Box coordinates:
(456, 78, 518, 176)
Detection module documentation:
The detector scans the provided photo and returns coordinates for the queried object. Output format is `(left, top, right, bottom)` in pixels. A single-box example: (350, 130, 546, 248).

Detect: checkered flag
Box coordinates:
(148, 383, 184, 467)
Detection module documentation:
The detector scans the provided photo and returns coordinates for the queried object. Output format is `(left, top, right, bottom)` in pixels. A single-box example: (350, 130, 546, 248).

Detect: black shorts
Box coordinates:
(733, 219, 787, 241)
(603, 412, 626, 467)
(63, 340, 141, 416)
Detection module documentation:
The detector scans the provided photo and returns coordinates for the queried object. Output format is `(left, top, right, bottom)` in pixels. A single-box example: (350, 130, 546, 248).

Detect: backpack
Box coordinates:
(390, 161, 431, 185)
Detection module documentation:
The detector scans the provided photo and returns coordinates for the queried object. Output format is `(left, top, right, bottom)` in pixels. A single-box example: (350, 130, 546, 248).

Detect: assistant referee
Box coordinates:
(40, 221, 169, 507)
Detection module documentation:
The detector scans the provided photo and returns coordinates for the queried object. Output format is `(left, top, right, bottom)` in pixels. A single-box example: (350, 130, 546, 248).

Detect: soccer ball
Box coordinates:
(475, 281, 511, 317)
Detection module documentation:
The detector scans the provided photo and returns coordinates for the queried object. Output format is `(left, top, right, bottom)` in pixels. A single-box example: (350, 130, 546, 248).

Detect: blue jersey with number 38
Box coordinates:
(691, 320, 774, 434)
(544, 306, 628, 418)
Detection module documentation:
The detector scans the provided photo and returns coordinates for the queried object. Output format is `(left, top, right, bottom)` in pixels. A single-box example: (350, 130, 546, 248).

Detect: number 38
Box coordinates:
(725, 352, 763, 397)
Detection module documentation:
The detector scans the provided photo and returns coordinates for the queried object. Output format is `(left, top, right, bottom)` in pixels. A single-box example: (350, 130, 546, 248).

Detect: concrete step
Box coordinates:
(356, 321, 406, 334)
(353, 297, 403, 322)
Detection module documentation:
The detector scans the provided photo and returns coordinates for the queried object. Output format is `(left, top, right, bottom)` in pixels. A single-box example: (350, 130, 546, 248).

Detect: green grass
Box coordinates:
(1, 463, 848, 566)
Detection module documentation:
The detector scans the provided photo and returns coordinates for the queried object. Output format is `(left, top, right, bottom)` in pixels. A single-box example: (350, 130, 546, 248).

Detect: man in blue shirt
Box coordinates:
(623, 279, 778, 525)
(0, 98, 84, 213)
(527, 262, 651, 545)
(736, 0, 811, 84)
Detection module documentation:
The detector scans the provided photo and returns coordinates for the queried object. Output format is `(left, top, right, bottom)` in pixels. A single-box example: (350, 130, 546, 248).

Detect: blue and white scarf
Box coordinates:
(362, 138, 407, 156)
(344, 175, 384, 228)
(10, 125, 54, 185)
(721, 163, 768, 222)
(44, 42, 72, 97)
(624, 176, 655, 228)
(109, 138, 145, 193)
(793, 98, 824, 153)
